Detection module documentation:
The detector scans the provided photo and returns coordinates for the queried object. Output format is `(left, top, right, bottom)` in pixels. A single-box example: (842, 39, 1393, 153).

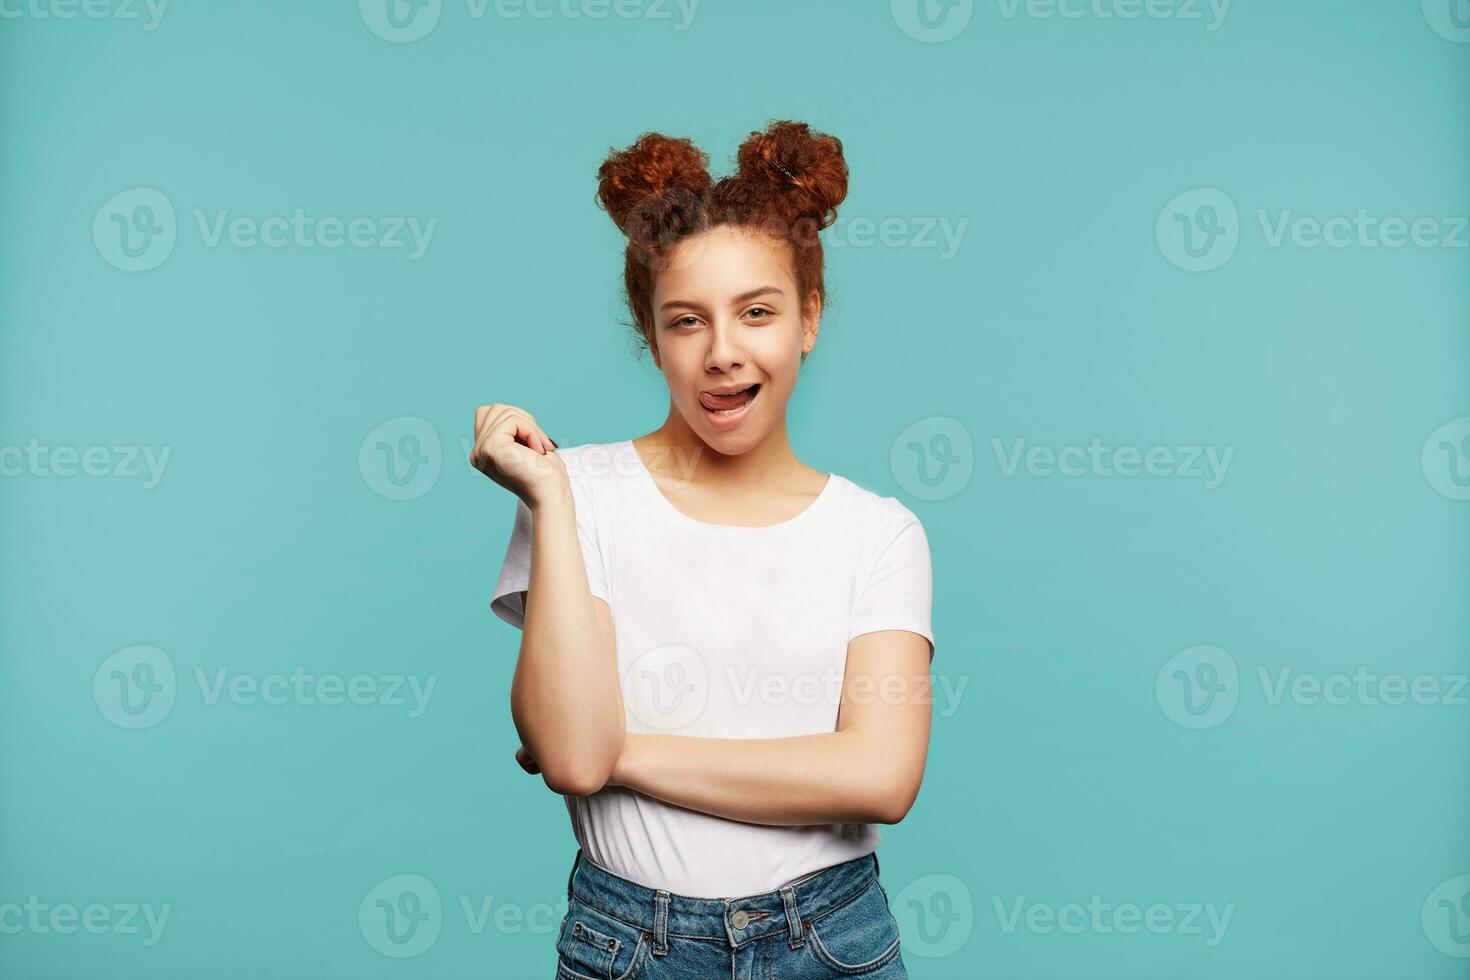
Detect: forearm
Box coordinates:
(608, 730, 921, 826)
(510, 487, 623, 796)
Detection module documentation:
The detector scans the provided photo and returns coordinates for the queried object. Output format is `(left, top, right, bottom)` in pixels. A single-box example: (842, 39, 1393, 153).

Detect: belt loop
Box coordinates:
(872, 850, 881, 878)
(779, 884, 804, 949)
(653, 889, 670, 956)
(566, 850, 582, 901)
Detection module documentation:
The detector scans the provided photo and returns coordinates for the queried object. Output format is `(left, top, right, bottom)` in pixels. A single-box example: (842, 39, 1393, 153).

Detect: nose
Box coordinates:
(703, 314, 745, 374)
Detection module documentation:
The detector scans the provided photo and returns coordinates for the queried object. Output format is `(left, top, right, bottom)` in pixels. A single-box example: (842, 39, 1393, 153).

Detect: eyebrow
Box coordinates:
(658, 285, 785, 313)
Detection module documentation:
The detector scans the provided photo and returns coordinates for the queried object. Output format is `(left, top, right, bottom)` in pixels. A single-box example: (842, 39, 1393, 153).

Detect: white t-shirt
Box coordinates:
(490, 439, 935, 898)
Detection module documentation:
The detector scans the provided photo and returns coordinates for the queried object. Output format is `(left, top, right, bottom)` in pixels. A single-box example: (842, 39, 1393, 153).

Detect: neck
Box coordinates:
(638, 403, 802, 491)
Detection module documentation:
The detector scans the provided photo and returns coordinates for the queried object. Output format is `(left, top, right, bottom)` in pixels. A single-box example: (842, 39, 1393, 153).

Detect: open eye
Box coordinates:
(746, 306, 774, 321)
(670, 314, 702, 329)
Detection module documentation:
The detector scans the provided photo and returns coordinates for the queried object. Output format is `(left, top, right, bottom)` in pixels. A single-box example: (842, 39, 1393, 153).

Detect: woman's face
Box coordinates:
(648, 224, 819, 455)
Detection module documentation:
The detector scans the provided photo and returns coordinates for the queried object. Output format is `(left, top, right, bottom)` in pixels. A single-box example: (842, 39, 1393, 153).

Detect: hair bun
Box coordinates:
(734, 120, 849, 230)
(596, 133, 713, 248)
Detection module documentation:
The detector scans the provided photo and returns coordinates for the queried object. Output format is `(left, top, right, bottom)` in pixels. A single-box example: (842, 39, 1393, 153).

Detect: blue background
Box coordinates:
(2, 1, 1468, 977)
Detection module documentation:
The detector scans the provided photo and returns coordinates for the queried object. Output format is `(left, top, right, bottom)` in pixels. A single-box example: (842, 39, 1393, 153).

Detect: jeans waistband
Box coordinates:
(564, 849, 883, 954)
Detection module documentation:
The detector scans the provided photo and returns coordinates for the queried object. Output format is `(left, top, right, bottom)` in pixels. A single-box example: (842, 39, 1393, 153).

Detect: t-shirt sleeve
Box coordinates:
(489, 460, 611, 631)
(848, 503, 935, 659)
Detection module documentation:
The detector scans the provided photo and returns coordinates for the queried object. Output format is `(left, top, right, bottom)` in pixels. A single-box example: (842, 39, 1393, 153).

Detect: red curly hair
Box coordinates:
(595, 120, 850, 364)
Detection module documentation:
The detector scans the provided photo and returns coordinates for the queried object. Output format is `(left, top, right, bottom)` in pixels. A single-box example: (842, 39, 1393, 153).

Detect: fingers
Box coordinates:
(473, 416, 543, 483)
(472, 404, 557, 460)
(514, 745, 541, 775)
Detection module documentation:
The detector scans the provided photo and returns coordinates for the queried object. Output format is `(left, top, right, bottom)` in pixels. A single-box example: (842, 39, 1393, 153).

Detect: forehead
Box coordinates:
(653, 225, 795, 301)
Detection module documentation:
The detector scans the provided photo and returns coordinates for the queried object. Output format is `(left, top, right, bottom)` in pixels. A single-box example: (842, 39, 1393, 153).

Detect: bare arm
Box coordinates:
(510, 489, 623, 798)
(472, 403, 623, 798)
(605, 630, 933, 825)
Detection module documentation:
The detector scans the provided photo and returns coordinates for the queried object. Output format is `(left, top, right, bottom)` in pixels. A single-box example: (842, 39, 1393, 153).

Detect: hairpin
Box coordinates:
(771, 160, 799, 184)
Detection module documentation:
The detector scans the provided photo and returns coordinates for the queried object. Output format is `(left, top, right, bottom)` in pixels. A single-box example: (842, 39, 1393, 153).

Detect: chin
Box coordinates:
(696, 426, 762, 455)
(685, 412, 761, 453)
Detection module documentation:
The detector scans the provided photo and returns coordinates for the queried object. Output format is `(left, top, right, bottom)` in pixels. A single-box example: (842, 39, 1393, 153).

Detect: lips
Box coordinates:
(698, 384, 760, 412)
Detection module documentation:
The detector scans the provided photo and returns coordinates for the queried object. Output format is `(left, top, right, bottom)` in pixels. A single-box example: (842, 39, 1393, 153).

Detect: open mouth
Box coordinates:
(698, 383, 761, 418)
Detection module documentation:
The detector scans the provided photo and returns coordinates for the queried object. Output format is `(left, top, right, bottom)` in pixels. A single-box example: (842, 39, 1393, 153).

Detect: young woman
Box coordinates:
(472, 120, 935, 979)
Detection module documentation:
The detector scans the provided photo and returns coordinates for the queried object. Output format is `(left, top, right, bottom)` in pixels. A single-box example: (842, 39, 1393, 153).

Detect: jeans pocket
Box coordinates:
(804, 877, 904, 976)
(554, 898, 648, 980)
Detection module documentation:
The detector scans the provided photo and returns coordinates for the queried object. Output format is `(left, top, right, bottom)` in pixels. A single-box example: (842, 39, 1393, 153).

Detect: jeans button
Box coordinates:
(731, 910, 749, 929)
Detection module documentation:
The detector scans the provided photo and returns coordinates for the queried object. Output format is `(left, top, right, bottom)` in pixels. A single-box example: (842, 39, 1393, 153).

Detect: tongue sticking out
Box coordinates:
(699, 386, 758, 411)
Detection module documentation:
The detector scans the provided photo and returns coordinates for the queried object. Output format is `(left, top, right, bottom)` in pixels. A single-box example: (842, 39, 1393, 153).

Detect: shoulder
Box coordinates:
(826, 471, 926, 541)
(549, 441, 642, 518)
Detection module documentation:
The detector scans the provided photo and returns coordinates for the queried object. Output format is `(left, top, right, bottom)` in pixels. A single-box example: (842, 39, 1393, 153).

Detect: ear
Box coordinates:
(801, 289, 822, 355)
(647, 327, 662, 370)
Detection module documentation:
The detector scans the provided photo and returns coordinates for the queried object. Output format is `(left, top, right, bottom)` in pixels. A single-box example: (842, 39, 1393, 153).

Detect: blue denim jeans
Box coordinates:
(553, 849, 909, 979)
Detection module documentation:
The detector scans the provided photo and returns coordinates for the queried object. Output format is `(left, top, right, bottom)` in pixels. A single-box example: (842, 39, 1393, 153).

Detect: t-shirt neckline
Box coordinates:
(621, 438, 838, 534)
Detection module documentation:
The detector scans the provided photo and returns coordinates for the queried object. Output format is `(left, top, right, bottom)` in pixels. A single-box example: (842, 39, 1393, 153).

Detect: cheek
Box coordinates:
(660, 353, 708, 400)
(758, 332, 805, 380)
